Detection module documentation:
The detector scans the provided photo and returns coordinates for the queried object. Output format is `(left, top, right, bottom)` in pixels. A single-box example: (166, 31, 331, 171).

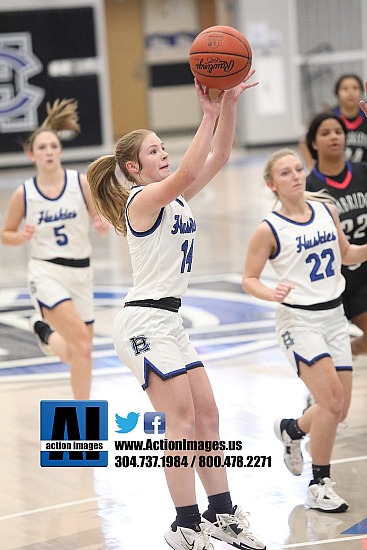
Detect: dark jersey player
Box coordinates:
(306, 111, 367, 356)
(300, 74, 367, 170)
(333, 74, 367, 163)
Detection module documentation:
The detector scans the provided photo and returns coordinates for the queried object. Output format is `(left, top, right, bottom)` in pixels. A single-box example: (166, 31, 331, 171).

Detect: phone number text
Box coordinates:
(115, 455, 271, 468)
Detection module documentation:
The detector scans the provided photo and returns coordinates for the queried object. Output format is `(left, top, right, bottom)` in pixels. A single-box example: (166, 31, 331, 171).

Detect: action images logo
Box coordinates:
(40, 400, 108, 467)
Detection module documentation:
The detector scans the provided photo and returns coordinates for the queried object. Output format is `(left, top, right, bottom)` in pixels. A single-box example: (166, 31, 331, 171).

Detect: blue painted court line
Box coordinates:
(342, 517, 367, 535)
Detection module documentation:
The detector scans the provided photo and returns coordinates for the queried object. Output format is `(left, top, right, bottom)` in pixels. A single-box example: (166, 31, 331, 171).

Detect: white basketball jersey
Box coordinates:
(124, 187, 197, 301)
(265, 201, 345, 306)
(24, 169, 91, 260)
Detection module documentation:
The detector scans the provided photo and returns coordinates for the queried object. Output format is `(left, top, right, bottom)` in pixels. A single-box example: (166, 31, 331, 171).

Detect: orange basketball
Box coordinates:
(189, 25, 252, 90)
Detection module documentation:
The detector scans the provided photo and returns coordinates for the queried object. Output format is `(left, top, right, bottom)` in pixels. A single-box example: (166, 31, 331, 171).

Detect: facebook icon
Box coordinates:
(144, 412, 166, 435)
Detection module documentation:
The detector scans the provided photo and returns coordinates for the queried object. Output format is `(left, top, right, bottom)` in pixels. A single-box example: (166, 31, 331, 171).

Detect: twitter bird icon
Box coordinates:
(115, 412, 140, 434)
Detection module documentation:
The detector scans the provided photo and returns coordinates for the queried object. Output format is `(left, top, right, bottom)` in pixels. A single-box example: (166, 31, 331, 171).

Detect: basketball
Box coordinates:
(189, 25, 252, 90)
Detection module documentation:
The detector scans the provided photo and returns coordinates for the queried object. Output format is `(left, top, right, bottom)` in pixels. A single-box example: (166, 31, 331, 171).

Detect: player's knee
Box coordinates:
(196, 403, 220, 436)
(339, 398, 351, 422)
(324, 388, 344, 419)
(169, 410, 196, 440)
(69, 329, 92, 359)
(339, 407, 349, 423)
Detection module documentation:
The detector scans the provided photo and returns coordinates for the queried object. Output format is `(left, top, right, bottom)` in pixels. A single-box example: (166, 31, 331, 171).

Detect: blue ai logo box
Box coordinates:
(40, 400, 108, 467)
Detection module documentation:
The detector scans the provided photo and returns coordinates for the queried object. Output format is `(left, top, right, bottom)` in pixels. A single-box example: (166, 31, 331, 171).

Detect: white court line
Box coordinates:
(1, 500, 365, 550)
(0, 348, 120, 369)
(0, 339, 279, 376)
(193, 332, 277, 346)
(187, 319, 275, 335)
(331, 455, 367, 465)
(0, 496, 100, 521)
(0, 366, 129, 383)
(274, 534, 367, 548)
(200, 339, 278, 360)
(0, 328, 277, 370)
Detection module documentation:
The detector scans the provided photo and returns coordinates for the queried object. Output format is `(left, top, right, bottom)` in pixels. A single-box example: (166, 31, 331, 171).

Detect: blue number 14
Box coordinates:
(181, 239, 194, 273)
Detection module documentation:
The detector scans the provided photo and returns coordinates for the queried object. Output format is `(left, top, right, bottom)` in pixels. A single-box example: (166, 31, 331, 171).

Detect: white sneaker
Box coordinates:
(202, 505, 266, 549)
(29, 314, 54, 356)
(305, 478, 349, 513)
(164, 523, 214, 550)
(274, 418, 304, 475)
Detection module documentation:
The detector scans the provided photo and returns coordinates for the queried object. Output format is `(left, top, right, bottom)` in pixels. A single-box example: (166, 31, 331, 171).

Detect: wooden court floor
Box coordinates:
(0, 146, 366, 549)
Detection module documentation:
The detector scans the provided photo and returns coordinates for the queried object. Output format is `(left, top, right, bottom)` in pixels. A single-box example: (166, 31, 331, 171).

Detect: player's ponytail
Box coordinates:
(87, 128, 153, 236)
(87, 155, 130, 236)
(23, 98, 80, 153)
(41, 98, 80, 134)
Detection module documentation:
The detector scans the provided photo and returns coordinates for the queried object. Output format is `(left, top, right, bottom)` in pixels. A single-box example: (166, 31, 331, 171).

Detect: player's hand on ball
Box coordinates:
(195, 79, 224, 117)
(223, 69, 259, 100)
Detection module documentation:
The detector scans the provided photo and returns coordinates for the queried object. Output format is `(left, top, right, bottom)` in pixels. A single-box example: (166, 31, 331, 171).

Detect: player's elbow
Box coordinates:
(341, 243, 363, 266)
(242, 275, 252, 294)
(177, 166, 200, 188)
(211, 150, 231, 172)
(242, 272, 261, 294)
(0, 231, 8, 246)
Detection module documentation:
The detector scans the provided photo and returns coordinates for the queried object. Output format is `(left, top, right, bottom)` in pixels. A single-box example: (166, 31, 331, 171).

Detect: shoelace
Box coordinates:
(215, 506, 253, 535)
(315, 479, 339, 502)
(199, 524, 217, 549)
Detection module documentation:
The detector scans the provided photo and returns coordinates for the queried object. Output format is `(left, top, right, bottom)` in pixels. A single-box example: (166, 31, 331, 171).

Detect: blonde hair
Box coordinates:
(23, 99, 80, 153)
(24, 98, 80, 152)
(87, 129, 152, 236)
(41, 98, 80, 133)
(263, 147, 332, 204)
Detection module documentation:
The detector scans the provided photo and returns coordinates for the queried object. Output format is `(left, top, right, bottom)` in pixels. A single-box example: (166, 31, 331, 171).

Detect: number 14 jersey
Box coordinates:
(124, 187, 197, 302)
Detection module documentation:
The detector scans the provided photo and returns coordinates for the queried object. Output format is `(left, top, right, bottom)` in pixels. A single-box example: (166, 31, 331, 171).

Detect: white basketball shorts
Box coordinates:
(113, 305, 203, 389)
(28, 258, 94, 323)
(275, 303, 352, 376)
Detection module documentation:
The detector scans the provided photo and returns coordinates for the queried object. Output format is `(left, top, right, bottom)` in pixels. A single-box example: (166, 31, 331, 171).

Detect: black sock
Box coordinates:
(171, 504, 201, 531)
(202, 491, 233, 523)
(281, 418, 306, 440)
(34, 320, 54, 344)
(310, 464, 330, 484)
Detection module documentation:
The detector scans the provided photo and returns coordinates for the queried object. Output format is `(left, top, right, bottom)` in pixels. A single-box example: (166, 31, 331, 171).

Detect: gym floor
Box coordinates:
(0, 143, 366, 549)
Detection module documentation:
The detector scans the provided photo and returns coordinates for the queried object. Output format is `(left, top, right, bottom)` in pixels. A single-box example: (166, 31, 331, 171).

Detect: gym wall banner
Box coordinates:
(0, 0, 113, 167)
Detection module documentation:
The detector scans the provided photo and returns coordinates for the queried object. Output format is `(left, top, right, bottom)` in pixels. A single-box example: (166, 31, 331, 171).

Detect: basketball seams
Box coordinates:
(189, 51, 251, 60)
(189, 25, 252, 90)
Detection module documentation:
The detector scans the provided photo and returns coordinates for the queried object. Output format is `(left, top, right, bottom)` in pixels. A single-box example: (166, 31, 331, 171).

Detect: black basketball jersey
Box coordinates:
(333, 106, 367, 162)
(306, 161, 367, 297)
